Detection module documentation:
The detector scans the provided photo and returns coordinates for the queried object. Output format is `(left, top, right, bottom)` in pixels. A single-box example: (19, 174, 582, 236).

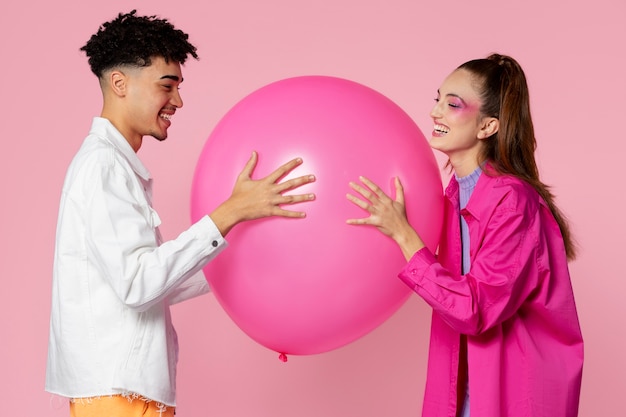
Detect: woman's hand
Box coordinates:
(346, 175, 425, 260)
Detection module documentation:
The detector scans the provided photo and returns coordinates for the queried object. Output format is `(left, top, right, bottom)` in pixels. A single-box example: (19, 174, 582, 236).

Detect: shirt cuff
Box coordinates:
(398, 247, 437, 290)
(194, 215, 228, 253)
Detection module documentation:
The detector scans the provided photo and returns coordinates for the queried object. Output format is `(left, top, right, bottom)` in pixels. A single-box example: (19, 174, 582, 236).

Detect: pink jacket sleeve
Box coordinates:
(399, 191, 545, 336)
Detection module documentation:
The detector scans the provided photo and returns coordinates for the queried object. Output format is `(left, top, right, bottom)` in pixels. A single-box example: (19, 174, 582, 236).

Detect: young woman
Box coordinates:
(346, 54, 583, 417)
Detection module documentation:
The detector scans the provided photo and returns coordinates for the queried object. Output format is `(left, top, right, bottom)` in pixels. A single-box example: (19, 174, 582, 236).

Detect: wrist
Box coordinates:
(210, 201, 240, 237)
(395, 227, 425, 261)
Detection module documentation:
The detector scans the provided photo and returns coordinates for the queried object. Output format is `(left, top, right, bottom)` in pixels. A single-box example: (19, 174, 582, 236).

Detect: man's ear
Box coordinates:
(478, 117, 499, 140)
(106, 70, 128, 97)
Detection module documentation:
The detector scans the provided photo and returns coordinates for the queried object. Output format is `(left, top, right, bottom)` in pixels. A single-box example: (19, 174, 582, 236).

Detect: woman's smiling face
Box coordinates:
(429, 68, 493, 175)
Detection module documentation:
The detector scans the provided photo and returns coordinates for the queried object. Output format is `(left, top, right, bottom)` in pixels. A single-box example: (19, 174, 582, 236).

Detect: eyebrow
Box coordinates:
(437, 89, 466, 104)
(160, 75, 184, 83)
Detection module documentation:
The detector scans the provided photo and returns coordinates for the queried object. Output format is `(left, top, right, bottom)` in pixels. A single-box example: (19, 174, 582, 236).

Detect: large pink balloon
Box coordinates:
(191, 76, 442, 357)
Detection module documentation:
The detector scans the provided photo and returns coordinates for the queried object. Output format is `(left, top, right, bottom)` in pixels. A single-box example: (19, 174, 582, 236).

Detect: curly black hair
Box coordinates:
(81, 10, 199, 78)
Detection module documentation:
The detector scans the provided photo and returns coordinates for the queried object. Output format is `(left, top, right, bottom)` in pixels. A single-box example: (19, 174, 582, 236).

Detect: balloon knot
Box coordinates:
(278, 353, 288, 362)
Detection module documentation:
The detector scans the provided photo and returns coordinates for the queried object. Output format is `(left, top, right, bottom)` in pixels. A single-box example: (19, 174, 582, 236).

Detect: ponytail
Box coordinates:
(458, 54, 577, 260)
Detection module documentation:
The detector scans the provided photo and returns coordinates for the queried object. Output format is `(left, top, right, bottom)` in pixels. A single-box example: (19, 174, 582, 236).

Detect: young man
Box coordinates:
(45, 10, 316, 416)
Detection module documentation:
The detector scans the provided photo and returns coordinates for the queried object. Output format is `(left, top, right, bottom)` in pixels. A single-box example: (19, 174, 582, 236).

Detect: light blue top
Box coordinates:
(455, 164, 482, 417)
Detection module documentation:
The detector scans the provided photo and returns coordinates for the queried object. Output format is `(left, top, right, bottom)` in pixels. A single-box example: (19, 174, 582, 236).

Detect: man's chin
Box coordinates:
(150, 131, 168, 142)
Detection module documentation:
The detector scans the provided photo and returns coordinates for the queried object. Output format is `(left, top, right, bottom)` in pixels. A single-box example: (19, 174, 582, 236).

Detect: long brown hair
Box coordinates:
(458, 54, 577, 260)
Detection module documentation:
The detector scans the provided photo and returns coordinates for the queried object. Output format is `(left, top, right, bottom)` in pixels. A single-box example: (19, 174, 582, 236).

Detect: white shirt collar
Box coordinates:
(90, 117, 152, 182)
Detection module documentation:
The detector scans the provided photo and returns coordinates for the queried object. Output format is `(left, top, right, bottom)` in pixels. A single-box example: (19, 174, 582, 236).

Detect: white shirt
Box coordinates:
(45, 117, 227, 406)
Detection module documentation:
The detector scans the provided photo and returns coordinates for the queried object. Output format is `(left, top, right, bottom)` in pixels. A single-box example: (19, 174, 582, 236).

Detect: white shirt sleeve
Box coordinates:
(81, 154, 225, 312)
(167, 269, 211, 305)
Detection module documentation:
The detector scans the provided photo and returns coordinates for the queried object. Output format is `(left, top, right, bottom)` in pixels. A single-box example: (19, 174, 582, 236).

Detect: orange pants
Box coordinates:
(69, 394, 175, 417)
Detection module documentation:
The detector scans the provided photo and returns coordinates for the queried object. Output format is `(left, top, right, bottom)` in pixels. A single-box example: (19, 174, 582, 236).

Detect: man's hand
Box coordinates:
(210, 151, 316, 236)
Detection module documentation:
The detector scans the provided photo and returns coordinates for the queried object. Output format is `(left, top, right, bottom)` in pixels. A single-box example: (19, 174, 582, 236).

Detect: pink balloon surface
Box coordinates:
(191, 76, 442, 356)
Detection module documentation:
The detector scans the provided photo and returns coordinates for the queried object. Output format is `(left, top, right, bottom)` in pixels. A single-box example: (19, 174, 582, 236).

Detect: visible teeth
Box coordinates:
(434, 124, 449, 134)
(159, 113, 172, 121)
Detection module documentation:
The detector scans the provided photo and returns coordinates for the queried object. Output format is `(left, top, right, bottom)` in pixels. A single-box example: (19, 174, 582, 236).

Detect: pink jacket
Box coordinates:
(399, 169, 583, 417)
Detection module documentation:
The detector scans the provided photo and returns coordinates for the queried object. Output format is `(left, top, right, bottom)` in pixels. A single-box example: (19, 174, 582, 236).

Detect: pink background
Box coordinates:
(1, 0, 623, 415)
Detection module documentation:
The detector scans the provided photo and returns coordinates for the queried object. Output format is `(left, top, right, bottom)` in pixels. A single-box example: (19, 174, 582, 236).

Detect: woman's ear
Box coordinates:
(478, 117, 499, 140)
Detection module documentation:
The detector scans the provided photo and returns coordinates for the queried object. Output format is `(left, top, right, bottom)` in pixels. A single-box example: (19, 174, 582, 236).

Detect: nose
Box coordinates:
(429, 100, 442, 119)
(172, 89, 184, 108)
